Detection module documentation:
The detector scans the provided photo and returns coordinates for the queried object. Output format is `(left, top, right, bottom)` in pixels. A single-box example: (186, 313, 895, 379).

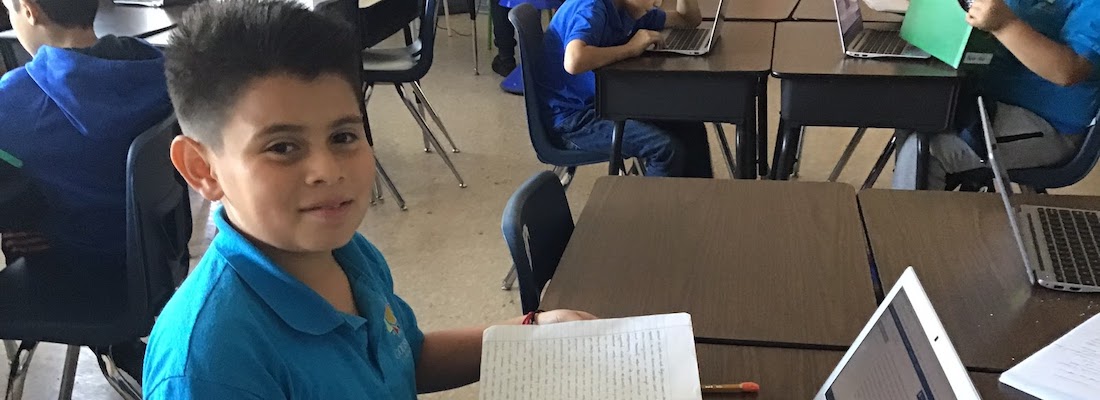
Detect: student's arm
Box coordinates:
(564, 33, 662, 75)
(415, 309, 597, 393)
(663, 0, 702, 29)
(967, 0, 1096, 87)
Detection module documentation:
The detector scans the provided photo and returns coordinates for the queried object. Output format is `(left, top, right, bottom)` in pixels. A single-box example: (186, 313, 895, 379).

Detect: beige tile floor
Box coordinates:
(5, 15, 1100, 400)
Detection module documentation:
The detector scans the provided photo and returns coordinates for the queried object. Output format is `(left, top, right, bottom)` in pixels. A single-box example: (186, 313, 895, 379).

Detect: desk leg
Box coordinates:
(609, 120, 626, 175)
(756, 77, 769, 177)
(770, 119, 799, 180)
(734, 98, 758, 179)
(916, 132, 931, 190)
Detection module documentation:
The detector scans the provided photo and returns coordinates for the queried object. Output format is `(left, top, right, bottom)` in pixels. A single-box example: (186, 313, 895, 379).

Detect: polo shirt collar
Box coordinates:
(211, 208, 364, 335)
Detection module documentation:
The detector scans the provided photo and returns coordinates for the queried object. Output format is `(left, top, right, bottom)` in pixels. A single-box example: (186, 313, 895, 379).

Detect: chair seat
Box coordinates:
(0, 258, 136, 346)
(362, 40, 423, 72)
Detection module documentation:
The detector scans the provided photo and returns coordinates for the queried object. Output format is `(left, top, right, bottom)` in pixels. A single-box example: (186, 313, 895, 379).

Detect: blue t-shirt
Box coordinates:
(982, 0, 1100, 134)
(143, 209, 424, 399)
(541, 0, 666, 126)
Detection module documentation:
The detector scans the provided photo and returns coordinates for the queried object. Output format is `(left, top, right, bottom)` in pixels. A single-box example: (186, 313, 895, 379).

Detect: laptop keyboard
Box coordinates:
(1037, 207, 1100, 286)
(661, 29, 708, 51)
(856, 30, 908, 55)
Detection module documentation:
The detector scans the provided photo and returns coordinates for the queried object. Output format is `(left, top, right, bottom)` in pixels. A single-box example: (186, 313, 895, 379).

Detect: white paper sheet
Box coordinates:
(863, 0, 910, 13)
(479, 313, 702, 400)
(1000, 313, 1100, 399)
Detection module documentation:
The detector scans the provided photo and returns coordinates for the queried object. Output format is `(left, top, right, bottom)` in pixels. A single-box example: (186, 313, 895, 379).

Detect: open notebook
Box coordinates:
(1000, 313, 1100, 399)
(480, 313, 702, 400)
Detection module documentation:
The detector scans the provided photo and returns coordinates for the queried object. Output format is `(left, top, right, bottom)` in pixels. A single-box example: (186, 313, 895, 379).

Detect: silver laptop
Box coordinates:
(833, 0, 930, 59)
(113, 0, 192, 7)
(815, 268, 980, 400)
(648, 0, 725, 56)
(980, 97, 1100, 293)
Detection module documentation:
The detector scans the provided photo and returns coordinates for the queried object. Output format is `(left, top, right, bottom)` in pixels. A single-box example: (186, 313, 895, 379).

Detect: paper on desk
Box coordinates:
(863, 0, 909, 13)
(479, 313, 702, 400)
(1000, 313, 1100, 399)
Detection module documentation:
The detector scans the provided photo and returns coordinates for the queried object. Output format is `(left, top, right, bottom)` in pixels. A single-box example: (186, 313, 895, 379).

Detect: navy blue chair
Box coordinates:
(509, 3, 613, 186)
(1010, 111, 1100, 193)
(1, 115, 190, 400)
(361, 0, 466, 188)
(501, 171, 575, 313)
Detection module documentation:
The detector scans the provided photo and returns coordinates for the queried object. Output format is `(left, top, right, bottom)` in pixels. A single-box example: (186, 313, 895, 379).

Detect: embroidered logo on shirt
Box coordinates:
(384, 304, 401, 335)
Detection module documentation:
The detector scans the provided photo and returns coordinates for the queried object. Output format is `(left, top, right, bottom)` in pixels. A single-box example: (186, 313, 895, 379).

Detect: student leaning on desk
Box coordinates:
(542, 0, 715, 177)
(141, 1, 595, 398)
(892, 0, 1100, 190)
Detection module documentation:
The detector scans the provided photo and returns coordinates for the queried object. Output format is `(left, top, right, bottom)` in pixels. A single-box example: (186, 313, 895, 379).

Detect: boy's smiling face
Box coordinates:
(174, 73, 374, 253)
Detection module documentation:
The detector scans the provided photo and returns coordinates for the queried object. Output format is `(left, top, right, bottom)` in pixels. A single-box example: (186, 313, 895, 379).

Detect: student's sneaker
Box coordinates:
(492, 55, 516, 78)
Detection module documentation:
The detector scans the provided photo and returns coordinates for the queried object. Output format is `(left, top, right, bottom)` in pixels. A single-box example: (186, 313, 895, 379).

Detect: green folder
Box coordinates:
(900, 0, 972, 68)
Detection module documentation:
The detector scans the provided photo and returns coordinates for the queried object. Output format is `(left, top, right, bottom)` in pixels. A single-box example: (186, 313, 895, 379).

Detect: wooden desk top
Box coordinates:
(697, 345, 842, 399)
(698, 0, 798, 21)
(771, 21, 959, 79)
(792, 0, 903, 22)
(93, 0, 187, 39)
(602, 22, 774, 74)
(969, 373, 1040, 400)
(858, 189, 1100, 372)
(540, 177, 876, 348)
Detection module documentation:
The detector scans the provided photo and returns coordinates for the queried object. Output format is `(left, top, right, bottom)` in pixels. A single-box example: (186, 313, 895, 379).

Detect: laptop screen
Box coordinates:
(835, 0, 863, 44)
(823, 288, 958, 400)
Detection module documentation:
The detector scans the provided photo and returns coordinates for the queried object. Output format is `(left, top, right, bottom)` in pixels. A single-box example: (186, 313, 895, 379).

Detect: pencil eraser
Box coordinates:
(741, 382, 760, 392)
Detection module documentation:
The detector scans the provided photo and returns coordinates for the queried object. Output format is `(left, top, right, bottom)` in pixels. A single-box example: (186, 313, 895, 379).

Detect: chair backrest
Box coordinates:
(1010, 109, 1100, 191)
(124, 115, 191, 336)
(501, 171, 574, 313)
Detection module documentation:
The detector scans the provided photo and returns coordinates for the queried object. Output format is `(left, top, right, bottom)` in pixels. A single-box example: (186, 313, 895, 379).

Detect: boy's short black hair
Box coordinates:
(165, 0, 361, 147)
(14, 0, 98, 28)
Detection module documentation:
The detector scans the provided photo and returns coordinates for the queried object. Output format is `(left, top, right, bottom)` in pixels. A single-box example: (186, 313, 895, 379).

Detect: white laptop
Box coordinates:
(833, 0, 930, 59)
(814, 267, 981, 400)
(647, 0, 724, 56)
(979, 97, 1100, 293)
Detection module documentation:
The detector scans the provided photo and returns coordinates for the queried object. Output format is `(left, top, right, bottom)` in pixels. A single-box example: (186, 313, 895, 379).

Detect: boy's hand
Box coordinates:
(628, 30, 664, 55)
(536, 309, 599, 325)
(966, 0, 1019, 33)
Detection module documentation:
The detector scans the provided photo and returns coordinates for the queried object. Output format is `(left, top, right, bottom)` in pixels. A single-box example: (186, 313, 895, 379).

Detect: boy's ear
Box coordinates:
(18, 0, 40, 26)
(171, 135, 224, 202)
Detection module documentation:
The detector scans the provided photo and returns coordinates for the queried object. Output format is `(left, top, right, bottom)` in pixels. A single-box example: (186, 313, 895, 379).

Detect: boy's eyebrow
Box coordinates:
(330, 115, 364, 129)
(257, 123, 306, 137)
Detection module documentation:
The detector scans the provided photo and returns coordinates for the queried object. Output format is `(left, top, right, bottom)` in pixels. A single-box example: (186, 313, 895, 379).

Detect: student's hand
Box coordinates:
(966, 0, 1019, 33)
(536, 309, 599, 325)
(628, 30, 664, 56)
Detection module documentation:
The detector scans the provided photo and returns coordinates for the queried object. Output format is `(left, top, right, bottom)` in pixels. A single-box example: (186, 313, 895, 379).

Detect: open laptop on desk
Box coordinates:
(815, 267, 980, 399)
(647, 0, 724, 55)
(834, 0, 929, 59)
(113, 0, 193, 7)
(979, 97, 1100, 293)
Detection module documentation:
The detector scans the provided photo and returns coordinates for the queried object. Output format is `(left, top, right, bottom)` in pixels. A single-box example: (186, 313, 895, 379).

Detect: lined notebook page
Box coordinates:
(479, 313, 702, 400)
(1000, 313, 1100, 399)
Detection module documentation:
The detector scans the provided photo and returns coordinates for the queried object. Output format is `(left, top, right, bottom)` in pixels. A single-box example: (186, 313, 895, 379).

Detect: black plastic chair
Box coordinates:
(361, 0, 466, 188)
(501, 171, 575, 314)
(1010, 110, 1100, 192)
(1, 115, 191, 400)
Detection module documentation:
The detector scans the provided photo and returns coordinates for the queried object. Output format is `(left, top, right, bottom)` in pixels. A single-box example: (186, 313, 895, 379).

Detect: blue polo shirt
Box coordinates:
(143, 209, 424, 399)
(541, 0, 666, 126)
(983, 0, 1100, 134)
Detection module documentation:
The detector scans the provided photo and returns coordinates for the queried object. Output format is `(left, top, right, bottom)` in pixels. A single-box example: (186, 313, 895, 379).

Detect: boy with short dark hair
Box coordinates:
(892, 0, 1100, 190)
(541, 0, 714, 177)
(142, 1, 593, 397)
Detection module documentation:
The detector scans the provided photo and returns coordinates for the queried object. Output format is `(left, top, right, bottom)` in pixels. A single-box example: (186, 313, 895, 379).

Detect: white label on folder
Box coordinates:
(963, 52, 993, 65)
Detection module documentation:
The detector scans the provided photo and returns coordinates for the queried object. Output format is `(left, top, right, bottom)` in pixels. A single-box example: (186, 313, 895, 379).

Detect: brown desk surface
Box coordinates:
(859, 189, 1100, 372)
(93, 0, 186, 39)
(697, 345, 842, 399)
(970, 373, 1040, 400)
(792, 0, 903, 22)
(772, 21, 958, 78)
(698, 0, 798, 21)
(540, 177, 876, 347)
(605, 22, 774, 73)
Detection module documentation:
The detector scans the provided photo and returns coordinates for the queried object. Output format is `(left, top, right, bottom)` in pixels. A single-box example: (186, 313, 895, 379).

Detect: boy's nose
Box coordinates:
(306, 151, 344, 185)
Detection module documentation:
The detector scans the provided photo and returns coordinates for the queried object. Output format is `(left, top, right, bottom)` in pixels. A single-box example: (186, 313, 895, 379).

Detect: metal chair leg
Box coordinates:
(863, 133, 898, 190)
(375, 158, 408, 210)
(5, 341, 38, 400)
(791, 126, 807, 178)
(411, 81, 461, 153)
(501, 264, 518, 290)
(57, 345, 80, 400)
(828, 127, 868, 182)
(3, 341, 15, 363)
(371, 174, 384, 205)
(394, 83, 468, 187)
(713, 123, 737, 179)
(471, 5, 479, 75)
(95, 349, 141, 400)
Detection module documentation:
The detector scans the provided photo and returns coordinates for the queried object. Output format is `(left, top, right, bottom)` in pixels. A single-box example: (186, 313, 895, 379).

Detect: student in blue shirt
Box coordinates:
(542, 0, 715, 177)
(142, 1, 595, 398)
(892, 0, 1100, 190)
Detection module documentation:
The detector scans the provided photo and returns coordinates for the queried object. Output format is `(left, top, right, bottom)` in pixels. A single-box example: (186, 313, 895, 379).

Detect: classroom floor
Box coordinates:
(4, 15, 1100, 400)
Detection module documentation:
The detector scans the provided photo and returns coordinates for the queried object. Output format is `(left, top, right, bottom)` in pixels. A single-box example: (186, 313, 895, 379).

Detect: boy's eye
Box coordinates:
(332, 132, 359, 145)
(266, 142, 299, 155)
